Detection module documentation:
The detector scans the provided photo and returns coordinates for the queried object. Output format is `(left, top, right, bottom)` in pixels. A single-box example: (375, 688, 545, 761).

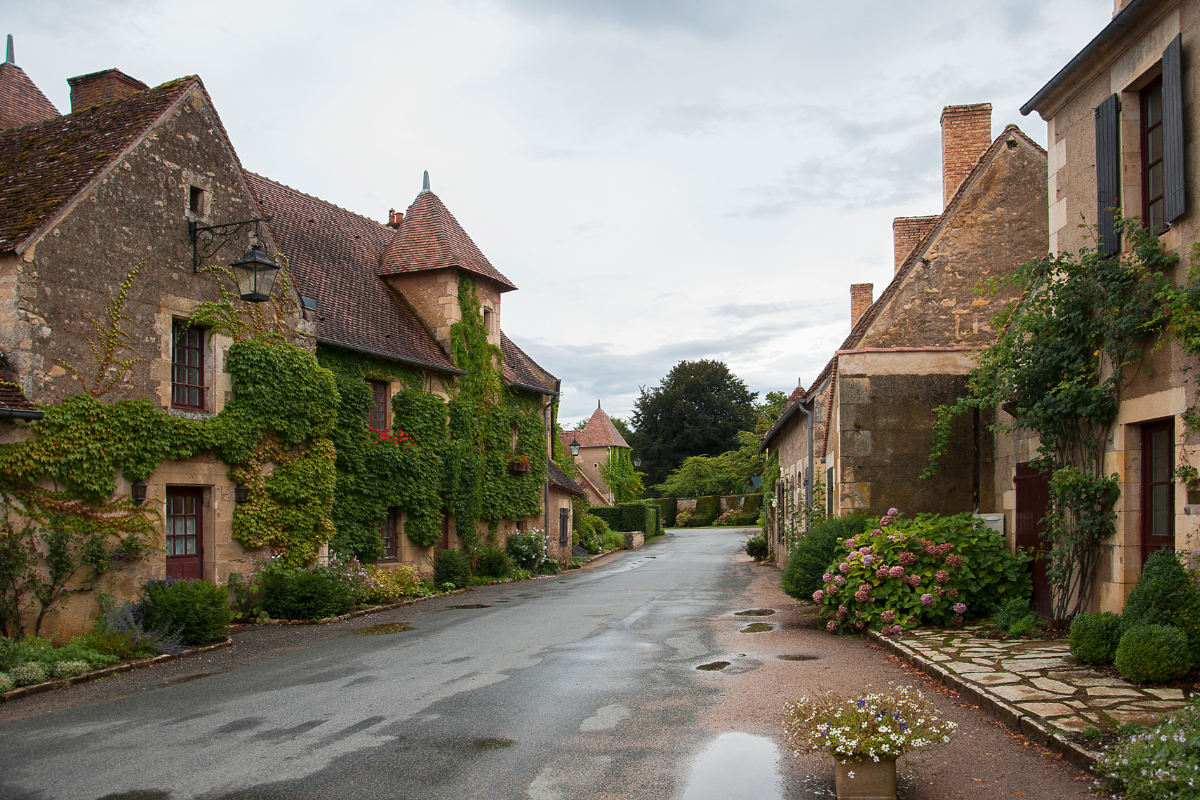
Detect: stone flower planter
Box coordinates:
(834, 757, 896, 799)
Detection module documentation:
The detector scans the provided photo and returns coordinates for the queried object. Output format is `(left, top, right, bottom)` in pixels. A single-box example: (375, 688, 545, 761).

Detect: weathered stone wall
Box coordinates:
(836, 368, 992, 518)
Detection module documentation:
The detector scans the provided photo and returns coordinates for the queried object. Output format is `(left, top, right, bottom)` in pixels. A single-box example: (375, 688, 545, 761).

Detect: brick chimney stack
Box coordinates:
(940, 103, 992, 208)
(892, 215, 939, 272)
(850, 283, 874, 327)
(67, 69, 147, 113)
(387, 208, 403, 228)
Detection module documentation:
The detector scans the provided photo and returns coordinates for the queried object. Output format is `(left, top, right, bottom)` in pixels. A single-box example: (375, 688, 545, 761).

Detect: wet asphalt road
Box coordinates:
(0, 530, 758, 800)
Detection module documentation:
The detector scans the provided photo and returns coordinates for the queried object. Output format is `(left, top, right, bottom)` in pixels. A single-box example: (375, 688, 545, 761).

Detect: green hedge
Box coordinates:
(690, 495, 720, 527)
(652, 497, 678, 527)
(591, 502, 657, 534)
(725, 493, 763, 525)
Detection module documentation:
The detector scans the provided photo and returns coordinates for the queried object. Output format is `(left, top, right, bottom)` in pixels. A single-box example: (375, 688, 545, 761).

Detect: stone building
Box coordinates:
(760, 103, 1048, 564)
(0, 54, 565, 634)
(559, 404, 631, 505)
(1018, 0, 1200, 614)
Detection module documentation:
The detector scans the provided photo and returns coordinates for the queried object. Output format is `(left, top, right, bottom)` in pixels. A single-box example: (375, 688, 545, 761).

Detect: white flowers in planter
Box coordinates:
(782, 684, 956, 763)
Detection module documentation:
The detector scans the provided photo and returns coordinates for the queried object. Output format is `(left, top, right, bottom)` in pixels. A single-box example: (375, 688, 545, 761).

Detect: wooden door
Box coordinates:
(166, 488, 203, 580)
(559, 508, 570, 549)
(1142, 419, 1175, 565)
(1014, 462, 1052, 619)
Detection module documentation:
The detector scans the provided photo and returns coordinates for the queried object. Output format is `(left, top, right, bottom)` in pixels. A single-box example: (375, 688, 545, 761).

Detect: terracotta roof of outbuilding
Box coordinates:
(380, 189, 517, 291)
(501, 333, 557, 394)
(0, 62, 58, 131)
(567, 407, 631, 449)
(0, 381, 40, 418)
(548, 460, 587, 497)
(0, 76, 197, 253)
(246, 172, 459, 374)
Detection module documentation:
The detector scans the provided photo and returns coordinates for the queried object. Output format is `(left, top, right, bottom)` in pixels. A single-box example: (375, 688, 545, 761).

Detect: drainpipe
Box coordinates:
(542, 380, 561, 560)
(796, 394, 814, 534)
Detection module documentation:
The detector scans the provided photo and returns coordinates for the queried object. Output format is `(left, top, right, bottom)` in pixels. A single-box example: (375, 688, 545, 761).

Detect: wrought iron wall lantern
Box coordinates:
(131, 479, 147, 506)
(234, 484, 250, 504)
(570, 437, 580, 457)
(188, 217, 280, 303)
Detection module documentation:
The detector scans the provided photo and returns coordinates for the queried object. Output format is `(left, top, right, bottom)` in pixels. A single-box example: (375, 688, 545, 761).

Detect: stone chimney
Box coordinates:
(940, 103, 992, 207)
(892, 215, 939, 272)
(850, 283, 874, 327)
(67, 69, 148, 113)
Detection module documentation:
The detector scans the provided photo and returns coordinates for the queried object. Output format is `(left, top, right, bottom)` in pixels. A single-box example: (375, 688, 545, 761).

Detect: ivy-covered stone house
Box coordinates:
(1017, 0, 1200, 615)
(558, 403, 631, 506)
(759, 103, 1048, 565)
(0, 57, 568, 637)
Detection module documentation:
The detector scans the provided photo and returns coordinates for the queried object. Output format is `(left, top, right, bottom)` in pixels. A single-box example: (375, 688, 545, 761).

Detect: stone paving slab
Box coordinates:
(868, 625, 1195, 771)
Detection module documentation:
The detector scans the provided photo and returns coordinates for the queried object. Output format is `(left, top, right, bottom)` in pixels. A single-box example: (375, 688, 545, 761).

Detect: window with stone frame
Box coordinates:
(368, 380, 388, 430)
(171, 320, 206, 410)
(1142, 76, 1167, 235)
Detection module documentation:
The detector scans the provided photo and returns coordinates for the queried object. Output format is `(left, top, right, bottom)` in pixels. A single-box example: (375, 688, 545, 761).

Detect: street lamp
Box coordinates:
(229, 245, 281, 303)
(569, 437, 580, 457)
(633, 457, 642, 468)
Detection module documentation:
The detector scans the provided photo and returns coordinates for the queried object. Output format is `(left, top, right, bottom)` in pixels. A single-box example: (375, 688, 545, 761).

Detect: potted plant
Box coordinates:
(782, 684, 955, 799)
(507, 453, 531, 473)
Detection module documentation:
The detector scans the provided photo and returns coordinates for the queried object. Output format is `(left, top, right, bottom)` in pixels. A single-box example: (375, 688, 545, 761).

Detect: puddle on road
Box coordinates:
(778, 654, 818, 661)
(357, 623, 412, 635)
(696, 661, 730, 671)
(740, 623, 774, 633)
(680, 732, 782, 800)
(734, 608, 775, 617)
(448, 604, 491, 609)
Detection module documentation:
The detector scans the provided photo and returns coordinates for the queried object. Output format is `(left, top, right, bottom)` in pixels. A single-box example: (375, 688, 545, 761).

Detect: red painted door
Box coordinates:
(1142, 419, 1175, 565)
(1014, 462, 1052, 619)
(166, 488, 203, 580)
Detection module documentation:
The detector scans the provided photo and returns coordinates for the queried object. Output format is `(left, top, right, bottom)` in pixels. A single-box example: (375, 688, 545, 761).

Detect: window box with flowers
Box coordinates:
(507, 453, 531, 473)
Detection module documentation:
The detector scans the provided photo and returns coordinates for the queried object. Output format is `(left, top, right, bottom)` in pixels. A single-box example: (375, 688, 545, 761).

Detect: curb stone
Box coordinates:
(0, 636, 233, 703)
(866, 629, 1101, 772)
(239, 586, 474, 627)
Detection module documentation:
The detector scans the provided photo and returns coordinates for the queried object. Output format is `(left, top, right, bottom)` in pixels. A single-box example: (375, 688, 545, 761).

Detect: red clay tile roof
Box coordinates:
(0, 62, 59, 131)
(568, 407, 630, 449)
(0, 76, 196, 253)
(380, 190, 517, 291)
(501, 333, 557, 394)
(548, 460, 587, 497)
(246, 172, 459, 374)
(0, 380, 41, 418)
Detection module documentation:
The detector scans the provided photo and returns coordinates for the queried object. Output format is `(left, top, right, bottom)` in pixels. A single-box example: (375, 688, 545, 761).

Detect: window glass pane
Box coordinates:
(1151, 429, 1172, 482)
(1147, 85, 1163, 126)
(186, 536, 196, 555)
(1147, 125, 1163, 164)
(1149, 162, 1164, 200)
(1151, 484, 1172, 537)
(1149, 200, 1165, 233)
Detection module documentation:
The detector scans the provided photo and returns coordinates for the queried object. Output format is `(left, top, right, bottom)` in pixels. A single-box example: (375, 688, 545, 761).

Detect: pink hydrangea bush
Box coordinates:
(813, 510, 1032, 635)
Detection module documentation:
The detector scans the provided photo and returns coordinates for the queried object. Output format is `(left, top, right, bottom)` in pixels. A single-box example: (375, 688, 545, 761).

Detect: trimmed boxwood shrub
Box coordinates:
(140, 578, 232, 645)
(994, 597, 1036, 633)
(653, 497, 678, 528)
(433, 549, 473, 589)
(591, 502, 656, 534)
(732, 493, 764, 526)
(781, 515, 872, 602)
(1121, 548, 1200, 667)
(476, 546, 513, 579)
(260, 570, 353, 622)
(1115, 624, 1191, 684)
(1070, 612, 1122, 665)
(690, 495, 720, 527)
(745, 533, 769, 559)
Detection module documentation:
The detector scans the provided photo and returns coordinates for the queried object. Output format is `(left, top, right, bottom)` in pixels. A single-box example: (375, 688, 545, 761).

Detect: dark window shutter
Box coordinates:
(1095, 93, 1122, 254)
(1163, 33, 1186, 224)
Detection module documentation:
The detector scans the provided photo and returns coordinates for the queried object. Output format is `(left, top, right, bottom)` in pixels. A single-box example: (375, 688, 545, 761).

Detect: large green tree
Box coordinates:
(628, 359, 757, 486)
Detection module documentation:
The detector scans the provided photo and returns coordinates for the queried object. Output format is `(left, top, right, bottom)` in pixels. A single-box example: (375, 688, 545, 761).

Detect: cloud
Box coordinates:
(499, 0, 759, 36)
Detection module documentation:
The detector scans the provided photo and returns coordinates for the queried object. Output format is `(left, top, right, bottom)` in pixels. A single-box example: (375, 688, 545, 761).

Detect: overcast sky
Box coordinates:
(5, 0, 1113, 427)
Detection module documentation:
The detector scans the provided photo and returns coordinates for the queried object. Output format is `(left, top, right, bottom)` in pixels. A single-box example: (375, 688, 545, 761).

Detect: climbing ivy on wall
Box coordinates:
(600, 448, 644, 504)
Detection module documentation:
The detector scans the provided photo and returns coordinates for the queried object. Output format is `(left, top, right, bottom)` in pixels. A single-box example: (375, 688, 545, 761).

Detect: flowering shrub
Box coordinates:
(367, 426, 418, 451)
(782, 684, 956, 763)
(358, 564, 426, 603)
(813, 510, 1031, 633)
(506, 453, 531, 466)
(1097, 698, 1200, 799)
(675, 510, 693, 527)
